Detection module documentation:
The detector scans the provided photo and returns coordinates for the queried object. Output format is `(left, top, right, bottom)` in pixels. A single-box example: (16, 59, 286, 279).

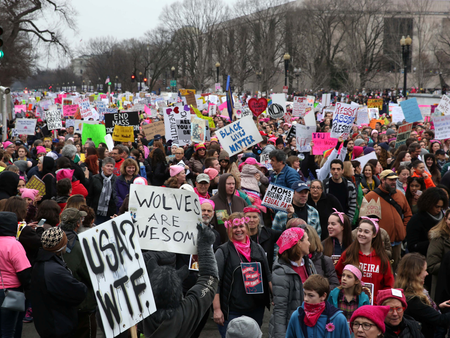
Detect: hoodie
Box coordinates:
(0, 171, 20, 201)
(40, 156, 56, 201)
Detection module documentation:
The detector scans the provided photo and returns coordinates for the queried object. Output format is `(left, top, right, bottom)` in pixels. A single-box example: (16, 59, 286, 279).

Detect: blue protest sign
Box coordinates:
(400, 98, 422, 123)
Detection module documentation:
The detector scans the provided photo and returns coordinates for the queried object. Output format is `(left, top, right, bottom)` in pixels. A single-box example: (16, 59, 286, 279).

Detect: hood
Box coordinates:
(217, 173, 234, 202)
(429, 228, 450, 241)
(0, 212, 18, 236)
(0, 171, 20, 198)
(14, 160, 28, 173)
(241, 164, 259, 175)
(41, 156, 55, 176)
(352, 146, 364, 159)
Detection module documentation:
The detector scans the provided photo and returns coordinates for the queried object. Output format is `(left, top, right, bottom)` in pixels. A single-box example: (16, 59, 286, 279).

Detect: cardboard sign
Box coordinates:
(367, 99, 383, 109)
(185, 93, 197, 108)
(433, 115, 450, 140)
(296, 124, 315, 152)
(261, 183, 294, 212)
(241, 262, 264, 294)
(104, 112, 139, 134)
(216, 116, 263, 156)
(45, 110, 62, 130)
(191, 118, 206, 143)
(400, 98, 422, 123)
(78, 214, 156, 338)
(112, 125, 134, 142)
(331, 102, 359, 139)
(312, 133, 338, 155)
(15, 119, 36, 135)
(128, 184, 202, 255)
(164, 105, 191, 146)
(437, 95, 450, 116)
(293, 97, 307, 117)
(63, 104, 78, 117)
(26, 175, 45, 196)
(395, 123, 413, 149)
(179, 89, 196, 96)
(142, 121, 165, 139)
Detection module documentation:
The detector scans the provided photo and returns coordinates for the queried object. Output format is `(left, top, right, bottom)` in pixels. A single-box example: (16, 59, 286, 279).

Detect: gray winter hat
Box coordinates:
(226, 316, 262, 338)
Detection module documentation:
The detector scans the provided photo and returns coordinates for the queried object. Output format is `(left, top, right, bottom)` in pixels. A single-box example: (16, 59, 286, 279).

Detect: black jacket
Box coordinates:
(40, 156, 56, 201)
(87, 173, 117, 218)
(31, 249, 87, 338)
(406, 211, 441, 256)
(307, 192, 343, 240)
(250, 226, 282, 272)
(0, 171, 19, 200)
(384, 315, 424, 338)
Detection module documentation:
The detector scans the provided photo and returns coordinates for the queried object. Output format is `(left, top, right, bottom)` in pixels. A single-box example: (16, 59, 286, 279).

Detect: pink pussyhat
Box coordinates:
(343, 264, 364, 285)
(276, 228, 305, 254)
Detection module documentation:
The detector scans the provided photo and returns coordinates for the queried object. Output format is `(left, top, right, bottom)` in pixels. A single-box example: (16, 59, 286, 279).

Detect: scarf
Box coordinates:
(304, 301, 326, 327)
(97, 172, 113, 216)
(233, 236, 251, 262)
(194, 187, 210, 199)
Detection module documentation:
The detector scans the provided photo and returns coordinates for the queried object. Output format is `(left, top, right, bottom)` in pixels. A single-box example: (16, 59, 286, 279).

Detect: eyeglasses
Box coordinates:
(310, 186, 322, 190)
(388, 307, 405, 314)
(175, 152, 184, 155)
(351, 322, 376, 331)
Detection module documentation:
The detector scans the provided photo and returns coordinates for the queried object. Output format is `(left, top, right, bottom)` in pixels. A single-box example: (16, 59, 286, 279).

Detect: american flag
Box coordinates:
(105, 76, 110, 84)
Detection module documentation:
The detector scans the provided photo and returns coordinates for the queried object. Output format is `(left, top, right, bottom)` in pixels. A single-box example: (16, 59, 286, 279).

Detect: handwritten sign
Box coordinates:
(26, 175, 45, 196)
(391, 106, 405, 123)
(216, 116, 263, 156)
(356, 107, 370, 126)
(112, 125, 134, 142)
(15, 119, 36, 135)
(191, 106, 215, 128)
(63, 104, 78, 117)
(142, 121, 165, 139)
(433, 115, 450, 140)
(312, 133, 338, 155)
(78, 98, 91, 119)
(78, 214, 156, 338)
(128, 184, 202, 254)
(293, 97, 307, 117)
(45, 110, 62, 130)
(261, 183, 294, 212)
(14, 105, 26, 115)
(400, 98, 422, 123)
(395, 123, 413, 149)
(163, 105, 191, 146)
(437, 95, 450, 116)
(331, 102, 359, 138)
(296, 124, 315, 152)
(191, 118, 206, 143)
(367, 99, 383, 109)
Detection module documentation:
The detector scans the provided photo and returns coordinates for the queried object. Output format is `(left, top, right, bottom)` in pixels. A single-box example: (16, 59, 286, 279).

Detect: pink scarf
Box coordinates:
(233, 236, 251, 262)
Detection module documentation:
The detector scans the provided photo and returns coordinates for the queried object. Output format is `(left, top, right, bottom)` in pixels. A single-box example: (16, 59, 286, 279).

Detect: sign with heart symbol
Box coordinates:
(248, 98, 267, 117)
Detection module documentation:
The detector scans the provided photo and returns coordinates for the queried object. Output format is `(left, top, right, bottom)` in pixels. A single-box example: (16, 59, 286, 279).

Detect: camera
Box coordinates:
(0, 86, 10, 94)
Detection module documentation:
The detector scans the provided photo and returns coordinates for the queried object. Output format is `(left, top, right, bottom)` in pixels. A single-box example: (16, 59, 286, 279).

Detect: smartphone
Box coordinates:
(37, 219, 46, 227)
(416, 190, 422, 196)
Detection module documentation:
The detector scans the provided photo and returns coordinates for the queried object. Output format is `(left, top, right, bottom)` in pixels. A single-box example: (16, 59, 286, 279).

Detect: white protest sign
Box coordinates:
(437, 95, 450, 116)
(269, 94, 286, 118)
(322, 93, 331, 107)
(261, 183, 294, 212)
(66, 119, 97, 133)
(78, 98, 91, 118)
(78, 213, 156, 338)
(15, 119, 37, 135)
(368, 108, 379, 119)
(128, 184, 202, 255)
(391, 106, 405, 123)
(357, 151, 378, 170)
(163, 105, 191, 146)
(260, 153, 271, 165)
(293, 97, 307, 117)
(216, 116, 263, 156)
(433, 115, 450, 140)
(296, 124, 315, 152)
(330, 102, 359, 139)
(356, 107, 370, 126)
(45, 110, 62, 130)
(304, 107, 316, 126)
(307, 96, 315, 108)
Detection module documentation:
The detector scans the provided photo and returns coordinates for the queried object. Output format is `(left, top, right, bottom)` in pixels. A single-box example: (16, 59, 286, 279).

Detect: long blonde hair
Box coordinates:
(394, 253, 429, 305)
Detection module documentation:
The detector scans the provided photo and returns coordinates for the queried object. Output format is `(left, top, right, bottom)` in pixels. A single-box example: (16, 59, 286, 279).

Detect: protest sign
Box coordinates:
(368, 108, 379, 120)
(128, 184, 202, 254)
(395, 123, 413, 149)
(261, 183, 294, 212)
(26, 175, 45, 196)
(269, 94, 286, 118)
(179, 89, 196, 96)
(419, 105, 431, 118)
(78, 213, 156, 338)
(82, 124, 107, 146)
(357, 151, 378, 170)
(185, 92, 197, 108)
(296, 125, 315, 152)
(304, 107, 316, 126)
(307, 96, 315, 108)
(437, 95, 450, 115)
(391, 106, 405, 123)
(208, 103, 217, 117)
(112, 125, 134, 142)
(66, 119, 97, 133)
(312, 133, 338, 155)
(260, 153, 270, 165)
(241, 262, 264, 294)
(142, 121, 165, 139)
(14, 105, 26, 115)
(216, 116, 263, 156)
(400, 98, 422, 123)
(78, 98, 91, 119)
(63, 104, 78, 117)
(104, 112, 139, 134)
(163, 105, 192, 146)
(369, 119, 384, 129)
(356, 107, 370, 126)
(191, 118, 206, 143)
(191, 106, 215, 128)
(367, 99, 383, 109)
(45, 110, 62, 130)
(248, 98, 267, 117)
(321, 93, 331, 107)
(433, 115, 450, 140)
(330, 102, 359, 138)
(15, 119, 36, 135)
(293, 97, 307, 117)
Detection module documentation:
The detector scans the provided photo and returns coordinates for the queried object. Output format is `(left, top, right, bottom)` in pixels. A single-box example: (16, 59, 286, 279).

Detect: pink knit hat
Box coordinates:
(3, 141, 13, 149)
(56, 169, 74, 181)
(376, 288, 407, 308)
(204, 168, 219, 180)
(19, 188, 40, 201)
(199, 197, 215, 209)
(276, 227, 305, 254)
(36, 146, 47, 155)
(350, 305, 390, 333)
(170, 165, 185, 177)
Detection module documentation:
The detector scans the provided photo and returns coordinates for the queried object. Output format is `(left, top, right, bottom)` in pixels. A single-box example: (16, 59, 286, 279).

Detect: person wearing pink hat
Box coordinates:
(164, 165, 186, 188)
(350, 305, 390, 338)
(19, 188, 40, 205)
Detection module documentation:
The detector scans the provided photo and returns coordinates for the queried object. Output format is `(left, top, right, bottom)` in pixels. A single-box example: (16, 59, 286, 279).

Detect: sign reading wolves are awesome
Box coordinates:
(128, 184, 202, 255)
(261, 183, 294, 212)
(78, 213, 156, 338)
(216, 116, 263, 156)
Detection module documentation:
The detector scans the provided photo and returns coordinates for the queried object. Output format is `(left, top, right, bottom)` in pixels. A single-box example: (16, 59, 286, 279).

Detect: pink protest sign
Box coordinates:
(312, 133, 338, 155)
(63, 104, 78, 117)
(14, 105, 26, 115)
(218, 101, 227, 111)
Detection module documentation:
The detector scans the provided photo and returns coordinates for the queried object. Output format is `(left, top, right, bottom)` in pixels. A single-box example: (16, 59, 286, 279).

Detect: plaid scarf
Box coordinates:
(97, 172, 112, 216)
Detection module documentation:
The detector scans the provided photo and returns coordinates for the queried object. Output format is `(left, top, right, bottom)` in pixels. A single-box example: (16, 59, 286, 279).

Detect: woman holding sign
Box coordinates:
(213, 212, 272, 338)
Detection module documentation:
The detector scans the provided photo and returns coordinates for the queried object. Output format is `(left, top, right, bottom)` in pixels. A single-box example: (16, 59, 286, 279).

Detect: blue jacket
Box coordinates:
(286, 302, 350, 338)
(270, 164, 301, 189)
(327, 287, 370, 309)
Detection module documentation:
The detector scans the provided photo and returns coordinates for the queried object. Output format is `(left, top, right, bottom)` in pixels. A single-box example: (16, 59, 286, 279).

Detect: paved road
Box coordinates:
(22, 308, 272, 337)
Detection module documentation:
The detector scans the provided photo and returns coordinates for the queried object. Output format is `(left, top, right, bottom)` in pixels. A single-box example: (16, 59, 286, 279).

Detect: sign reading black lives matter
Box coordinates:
(128, 184, 202, 255)
(45, 110, 62, 130)
(78, 213, 156, 338)
(104, 111, 140, 134)
(261, 183, 294, 212)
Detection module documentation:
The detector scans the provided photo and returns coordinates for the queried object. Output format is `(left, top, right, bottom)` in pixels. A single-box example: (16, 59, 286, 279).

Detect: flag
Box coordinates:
(226, 75, 234, 121)
(105, 76, 110, 84)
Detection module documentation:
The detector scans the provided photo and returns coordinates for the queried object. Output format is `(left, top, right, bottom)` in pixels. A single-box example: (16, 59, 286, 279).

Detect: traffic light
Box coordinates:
(143, 77, 148, 83)
(131, 74, 136, 82)
(108, 82, 111, 86)
(0, 26, 4, 59)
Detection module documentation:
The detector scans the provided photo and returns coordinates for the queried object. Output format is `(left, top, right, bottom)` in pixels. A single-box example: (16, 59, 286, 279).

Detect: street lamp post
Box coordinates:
(256, 71, 261, 95)
(138, 72, 143, 91)
(294, 68, 301, 93)
(283, 53, 290, 87)
(215, 62, 220, 84)
(400, 35, 412, 98)
(171, 66, 175, 92)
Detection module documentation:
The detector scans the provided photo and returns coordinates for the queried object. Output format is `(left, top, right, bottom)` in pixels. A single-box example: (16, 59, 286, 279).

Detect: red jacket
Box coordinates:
(412, 171, 435, 189)
(335, 249, 394, 296)
(71, 180, 88, 198)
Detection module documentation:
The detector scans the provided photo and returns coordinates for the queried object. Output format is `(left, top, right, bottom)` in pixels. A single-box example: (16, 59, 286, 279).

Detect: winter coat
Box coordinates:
(412, 171, 435, 189)
(310, 252, 339, 290)
(270, 164, 301, 190)
(241, 164, 267, 193)
(307, 192, 343, 240)
(210, 174, 248, 243)
(285, 302, 351, 338)
(384, 315, 424, 338)
(328, 287, 369, 309)
(407, 211, 442, 256)
(365, 186, 412, 243)
(0, 171, 20, 201)
(18, 225, 44, 266)
(426, 228, 450, 299)
(114, 174, 138, 212)
(359, 175, 380, 193)
(87, 173, 117, 218)
(151, 161, 168, 186)
(250, 226, 282, 272)
(269, 258, 305, 338)
(71, 180, 88, 198)
(31, 249, 87, 338)
(323, 177, 357, 224)
(40, 156, 56, 201)
(188, 156, 205, 175)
